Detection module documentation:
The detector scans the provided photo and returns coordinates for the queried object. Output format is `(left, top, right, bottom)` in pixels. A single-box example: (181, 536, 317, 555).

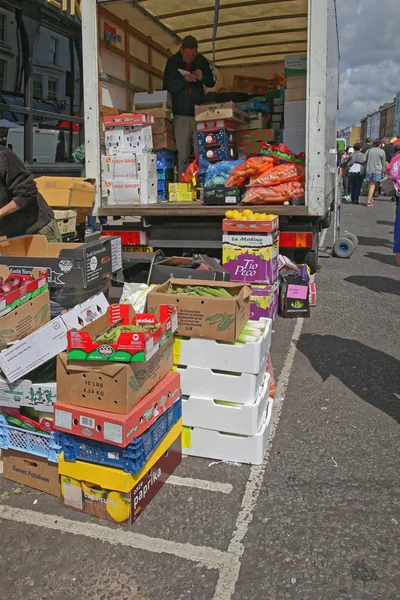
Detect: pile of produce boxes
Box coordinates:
(222, 214, 279, 322)
(101, 113, 158, 206)
(53, 302, 181, 527)
(146, 279, 274, 464)
(156, 149, 176, 202)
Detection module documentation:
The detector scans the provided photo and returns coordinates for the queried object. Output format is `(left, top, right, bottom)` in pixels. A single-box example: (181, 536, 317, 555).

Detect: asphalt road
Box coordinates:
(0, 194, 399, 600)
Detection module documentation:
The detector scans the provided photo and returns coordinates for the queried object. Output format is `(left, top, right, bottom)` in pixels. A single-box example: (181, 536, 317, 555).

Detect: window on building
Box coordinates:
(0, 59, 6, 91)
(49, 36, 58, 65)
(48, 78, 58, 100)
(33, 75, 43, 98)
(0, 14, 6, 43)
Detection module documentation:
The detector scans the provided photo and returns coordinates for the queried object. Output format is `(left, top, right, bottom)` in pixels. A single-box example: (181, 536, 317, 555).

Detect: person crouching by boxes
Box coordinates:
(0, 146, 61, 242)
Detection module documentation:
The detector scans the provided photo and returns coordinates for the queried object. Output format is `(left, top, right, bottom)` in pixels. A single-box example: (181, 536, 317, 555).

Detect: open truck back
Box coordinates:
(82, 0, 339, 272)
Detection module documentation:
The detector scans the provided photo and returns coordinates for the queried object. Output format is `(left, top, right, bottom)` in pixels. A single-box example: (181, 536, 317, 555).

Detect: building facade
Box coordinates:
(0, 0, 83, 173)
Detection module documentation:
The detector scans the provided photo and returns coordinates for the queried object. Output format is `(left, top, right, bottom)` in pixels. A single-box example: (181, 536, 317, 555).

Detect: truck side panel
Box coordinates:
(307, 0, 339, 216)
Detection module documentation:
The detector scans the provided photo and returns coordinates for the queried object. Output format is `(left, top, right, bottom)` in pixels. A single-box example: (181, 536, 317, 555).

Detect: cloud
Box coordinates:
(337, 0, 400, 128)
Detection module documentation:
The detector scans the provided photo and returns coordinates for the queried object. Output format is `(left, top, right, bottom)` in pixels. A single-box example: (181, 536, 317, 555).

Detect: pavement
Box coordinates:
(0, 194, 399, 600)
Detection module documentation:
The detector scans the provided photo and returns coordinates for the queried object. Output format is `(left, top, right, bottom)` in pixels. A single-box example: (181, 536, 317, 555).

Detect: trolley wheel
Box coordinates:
(342, 232, 359, 247)
(333, 238, 355, 258)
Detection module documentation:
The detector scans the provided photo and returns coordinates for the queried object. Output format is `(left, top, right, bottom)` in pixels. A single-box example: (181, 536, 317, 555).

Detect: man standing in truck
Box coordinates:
(163, 35, 215, 177)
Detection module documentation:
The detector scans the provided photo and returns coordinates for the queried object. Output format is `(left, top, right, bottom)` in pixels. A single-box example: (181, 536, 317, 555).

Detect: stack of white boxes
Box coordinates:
(102, 115, 158, 206)
(177, 318, 274, 464)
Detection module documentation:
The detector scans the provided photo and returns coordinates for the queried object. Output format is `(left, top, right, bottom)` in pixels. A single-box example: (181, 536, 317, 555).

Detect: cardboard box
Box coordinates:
(56, 335, 174, 414)
(0, 235, 120, 289)
(0, 290, 50, 349)
(149, 255, 231, 285)
(203, 186, 241, 206)
(196, 119, 239, 132)
(250, 283, 279, 321)
(223, 242, 279, 285)
(284, 100, 306, 129)
(67, 304, 178, 363)
(133, 91, 171, 109)
(101, 154, 138, 179)
(285, 54, 307, 76)
(125, 127, 153, 153)
(0, 377, 56, 412)
(53, 210, 77, 235)
(103, 113, 154, 127)
(3, 449, 60, 496)
(182, 398, 273, 464)
(54, 371, 180, 446)
(153, 132, 176, 151)
(237, 129, 275, 156)
(140, 179, 158, 205)
(195, 102, 250, 124)
(286, 75, 307, 90)
(177, 351, 266, 404)
(59, 423, 181, 527)
(152, 119, 174, 137)
(168, 191, 195, 202)
(0, 293, 108, 383)
(283, 127, 306, 154)
(102, 179, 141, 206)
(182, 374, 270, 436)
(285, 88, 307, 102)
(147, 279, 251, 343)
(136, 153, 156, 180)
(0, 266, 48, 318)
(36, 177, 95, 208)
(237, 112, 270, 131)
(173, 317, 271, 375)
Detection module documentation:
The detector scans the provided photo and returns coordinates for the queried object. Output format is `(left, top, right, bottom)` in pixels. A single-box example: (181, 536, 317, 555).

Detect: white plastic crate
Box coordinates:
(177, 351, 266, 405)
(182, 374, 270, 436)
(182, 396, 274, 464)
(175, 318, 272, 374)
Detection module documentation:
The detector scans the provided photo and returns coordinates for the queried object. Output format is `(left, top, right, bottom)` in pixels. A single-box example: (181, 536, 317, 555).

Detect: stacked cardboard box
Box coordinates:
(146, 278, 273, 464)
(283, 69, 307, 154)
(221, 216, 280, 322)
(53, 302, 182, 527)
(101, 113, 157, 206)
(0, 292, 109, 497)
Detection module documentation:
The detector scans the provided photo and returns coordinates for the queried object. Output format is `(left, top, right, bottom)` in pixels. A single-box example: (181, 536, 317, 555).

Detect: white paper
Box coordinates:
(178, 69, 191, 76)
(55, 408, 73, 431)
(104, 422, 123, 445)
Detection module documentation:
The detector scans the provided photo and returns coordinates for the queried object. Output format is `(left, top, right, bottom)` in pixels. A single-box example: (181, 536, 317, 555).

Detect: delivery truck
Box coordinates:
(82, 0, 339, 272)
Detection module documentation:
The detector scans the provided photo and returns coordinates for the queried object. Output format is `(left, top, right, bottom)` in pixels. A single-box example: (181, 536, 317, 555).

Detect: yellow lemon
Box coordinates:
(225, 210, 234, 219)
(232, 210, 240, 219)
(106, 491, 131, 523)
(240, 215, 248, 220)
(242, 209, 253, 218)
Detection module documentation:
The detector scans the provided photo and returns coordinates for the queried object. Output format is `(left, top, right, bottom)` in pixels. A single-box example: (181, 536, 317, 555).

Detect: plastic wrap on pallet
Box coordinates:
(0, 415, 61, 462)
(205, 160, 244, 187)
(56, 399, 182, 474)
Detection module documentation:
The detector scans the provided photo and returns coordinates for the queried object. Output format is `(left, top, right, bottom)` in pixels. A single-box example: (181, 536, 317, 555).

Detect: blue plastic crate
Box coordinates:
(0, 415, 61, 463)
(155, 149, 175, 170)
(197, 129, 236, 147)
(157, 180, 170, 192)
(57, 399, 182, 474)
(157, 190, 169, 201)
(157, 168, 174, 181)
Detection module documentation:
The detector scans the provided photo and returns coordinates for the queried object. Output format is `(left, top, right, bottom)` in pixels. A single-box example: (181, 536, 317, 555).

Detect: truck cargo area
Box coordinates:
(82, 0, 339, 272)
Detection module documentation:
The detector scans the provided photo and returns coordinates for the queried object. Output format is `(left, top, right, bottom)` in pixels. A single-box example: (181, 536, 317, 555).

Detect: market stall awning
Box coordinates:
(134, 0, 308, 66)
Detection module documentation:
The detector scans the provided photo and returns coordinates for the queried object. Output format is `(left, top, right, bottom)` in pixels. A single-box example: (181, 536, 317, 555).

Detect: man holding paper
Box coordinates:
(163, 35, 214, 176)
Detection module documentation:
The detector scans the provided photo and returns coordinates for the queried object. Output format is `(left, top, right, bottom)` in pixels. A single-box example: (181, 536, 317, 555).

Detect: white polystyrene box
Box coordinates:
(182, 374, 270, 436)
(136, 153, 157, 180)
(182, 396, 274, 464)
(177, 351, 267, 404)
(140, 178, 158, 205)
(176, 318, 272, 374)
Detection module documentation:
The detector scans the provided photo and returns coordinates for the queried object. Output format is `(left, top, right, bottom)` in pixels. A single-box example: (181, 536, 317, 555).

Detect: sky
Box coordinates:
(337, 0, 400, 128)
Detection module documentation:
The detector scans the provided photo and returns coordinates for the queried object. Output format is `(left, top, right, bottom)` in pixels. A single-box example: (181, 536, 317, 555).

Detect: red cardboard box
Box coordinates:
(238, 129, 275, 156)
(222, 216, 279, 233)
(0, 266, 48, 317)
(54, 371, 180, 447)
(103, 113, 154, 127)
(67, 304, 178, 363)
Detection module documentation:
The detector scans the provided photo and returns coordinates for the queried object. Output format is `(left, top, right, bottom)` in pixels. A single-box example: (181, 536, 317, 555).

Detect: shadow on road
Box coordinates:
(345, 275, 400, 297)
(365, 252, 397, 267)
(356, 236, 392, 248)
(376, 220, 394, 227)
(297, 334, 400, 422)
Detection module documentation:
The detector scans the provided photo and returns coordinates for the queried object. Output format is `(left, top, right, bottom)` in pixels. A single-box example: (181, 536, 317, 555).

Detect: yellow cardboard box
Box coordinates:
(36, 177, 95, 208)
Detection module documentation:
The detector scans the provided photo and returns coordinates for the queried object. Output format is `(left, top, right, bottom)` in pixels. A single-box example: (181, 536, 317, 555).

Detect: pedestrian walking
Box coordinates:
(340, 146, 354, 201)
(362, 137, 372, 153)
(365, 139, 386, 207)
(341, 143, 366, 204)
(385, 148, 400, 264)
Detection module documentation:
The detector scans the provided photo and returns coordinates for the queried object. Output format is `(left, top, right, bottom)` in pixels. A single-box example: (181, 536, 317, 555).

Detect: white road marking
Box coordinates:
(168, 476, 233, 494)
(0, 504, 227, 570)
(213, 317, 306, 599)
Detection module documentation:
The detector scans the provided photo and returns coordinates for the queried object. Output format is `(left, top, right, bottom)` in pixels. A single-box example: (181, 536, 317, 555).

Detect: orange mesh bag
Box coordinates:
(249, 163, 305, 187)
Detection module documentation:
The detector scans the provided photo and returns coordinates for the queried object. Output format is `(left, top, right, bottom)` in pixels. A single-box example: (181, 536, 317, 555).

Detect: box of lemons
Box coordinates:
(58, 398, 182, 474)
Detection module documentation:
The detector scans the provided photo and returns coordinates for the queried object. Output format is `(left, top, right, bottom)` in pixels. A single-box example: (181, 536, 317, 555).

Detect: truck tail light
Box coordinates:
(279, 232, 314, 248)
